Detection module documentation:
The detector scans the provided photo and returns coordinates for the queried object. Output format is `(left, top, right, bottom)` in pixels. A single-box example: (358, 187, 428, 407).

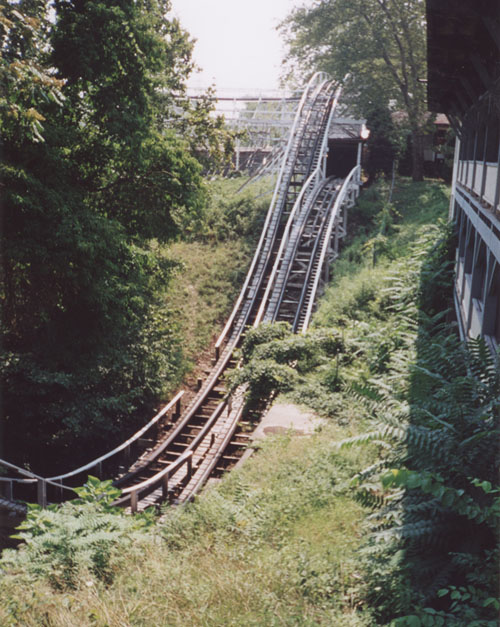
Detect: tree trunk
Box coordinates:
(411, 128, 424, 182)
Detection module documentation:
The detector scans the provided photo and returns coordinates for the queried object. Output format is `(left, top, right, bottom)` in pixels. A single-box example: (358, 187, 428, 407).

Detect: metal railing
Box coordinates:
(299, 165, 361, 332)
(214, 72, 331, 353)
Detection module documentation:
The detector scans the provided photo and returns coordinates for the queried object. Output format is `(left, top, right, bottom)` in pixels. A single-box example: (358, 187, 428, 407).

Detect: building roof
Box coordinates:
(328, 118, 366, 141)
(426, 0, 500, 117)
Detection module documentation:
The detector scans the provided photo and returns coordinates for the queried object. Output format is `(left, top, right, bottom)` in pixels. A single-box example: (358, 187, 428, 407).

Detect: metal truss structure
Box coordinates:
(186, 87, 301, 173)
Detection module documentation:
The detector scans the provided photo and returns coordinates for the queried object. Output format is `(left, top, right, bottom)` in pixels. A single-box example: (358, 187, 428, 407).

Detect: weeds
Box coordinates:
(2, 178, 493, 626)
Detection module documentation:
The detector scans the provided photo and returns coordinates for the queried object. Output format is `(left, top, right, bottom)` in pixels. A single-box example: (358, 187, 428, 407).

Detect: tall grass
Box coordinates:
(157, 175, 272, 387)
(4, 177, 487, 627)
(1, 433, 375, 626)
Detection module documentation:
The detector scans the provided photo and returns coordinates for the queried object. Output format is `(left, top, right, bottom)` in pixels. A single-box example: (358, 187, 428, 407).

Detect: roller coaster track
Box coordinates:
(0, 73, 361, 514)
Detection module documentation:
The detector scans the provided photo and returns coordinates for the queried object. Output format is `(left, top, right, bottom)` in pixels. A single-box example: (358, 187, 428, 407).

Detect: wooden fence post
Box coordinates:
(37, 479, 47, 508)
(162, 473, 170, 500)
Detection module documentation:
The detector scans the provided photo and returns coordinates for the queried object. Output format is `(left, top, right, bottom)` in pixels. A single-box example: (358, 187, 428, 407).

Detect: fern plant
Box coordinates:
(337, 227, 499, 624)
(2, 477, 154, 590)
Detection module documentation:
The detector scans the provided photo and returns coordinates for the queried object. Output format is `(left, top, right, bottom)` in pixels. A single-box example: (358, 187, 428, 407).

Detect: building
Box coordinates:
(327, 117, 368, 178)
(427, 0, 500, 354)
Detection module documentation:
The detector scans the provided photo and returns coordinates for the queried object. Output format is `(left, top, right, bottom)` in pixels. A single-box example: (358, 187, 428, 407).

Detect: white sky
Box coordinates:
(169, 0, 307, 92)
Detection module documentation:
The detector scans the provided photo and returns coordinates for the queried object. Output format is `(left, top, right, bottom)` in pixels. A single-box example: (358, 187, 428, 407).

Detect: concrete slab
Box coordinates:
(251, 403, 324, 441)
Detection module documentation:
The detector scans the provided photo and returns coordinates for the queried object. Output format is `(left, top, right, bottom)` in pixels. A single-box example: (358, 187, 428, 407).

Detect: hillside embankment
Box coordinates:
(1, 178, 498, 626)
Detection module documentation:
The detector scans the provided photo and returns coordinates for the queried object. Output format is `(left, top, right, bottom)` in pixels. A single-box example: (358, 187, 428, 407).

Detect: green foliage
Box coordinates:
(0, 421, 374, 624)
(231, 323, 344, 407)
(280, 0, 428, 180)
(172, 87, 238, 174)
(158, 177, 270, 371)
(364, 103, 400, 184)
(239, 321, 292, 361)
(95, 129, 207, 242)
(72, 475, 122, 507)
(334, 237, 499, 623)
(2, 478, 153, 592)
(0, 0, 220, 470)
(0, 1, 65, 142)
(0, 168, 495, 627)
(199, 176, 273, 244)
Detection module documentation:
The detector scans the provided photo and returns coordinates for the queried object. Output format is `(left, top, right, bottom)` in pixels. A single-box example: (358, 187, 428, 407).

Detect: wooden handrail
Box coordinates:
(115, 398, 229, 511)
(0, 458, 76, 507)
(120, 450, 193, 496)
(45, 391, 184, 482)
(116, 450, 193, 513)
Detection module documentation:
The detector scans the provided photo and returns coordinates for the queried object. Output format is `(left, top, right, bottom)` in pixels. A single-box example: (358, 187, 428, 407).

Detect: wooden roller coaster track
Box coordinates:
(0, 72, 361, 514)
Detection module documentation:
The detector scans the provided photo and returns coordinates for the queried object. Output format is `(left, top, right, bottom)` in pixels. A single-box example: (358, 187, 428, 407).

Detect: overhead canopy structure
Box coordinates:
(426, 0, 500, 352)
(426, 0, 500, 119)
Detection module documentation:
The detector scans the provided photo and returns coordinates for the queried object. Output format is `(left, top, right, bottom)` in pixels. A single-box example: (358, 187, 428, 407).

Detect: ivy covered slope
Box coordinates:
(1, 180, 498, 626)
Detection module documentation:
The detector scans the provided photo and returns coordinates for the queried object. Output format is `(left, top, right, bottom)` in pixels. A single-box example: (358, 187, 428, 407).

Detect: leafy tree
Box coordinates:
(364, 102, 399, 185)
(172, 87, 237, 174)
(280, 0, 428, 181)
(50, 0, 207, 241)
(0, 0, 65, 142)
(0, 0, 209, 471)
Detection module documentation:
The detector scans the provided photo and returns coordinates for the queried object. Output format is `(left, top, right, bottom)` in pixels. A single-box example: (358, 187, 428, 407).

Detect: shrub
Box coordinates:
(2, 477, 153, 591)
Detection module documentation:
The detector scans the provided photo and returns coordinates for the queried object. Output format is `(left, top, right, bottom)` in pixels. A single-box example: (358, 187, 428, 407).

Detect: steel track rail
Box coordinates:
(299, 165, 361, 332)
(107, 77, 341, 509)
(253, 83, 342, 327)
(288, 184, 341, 331)
(266, 179, 342, 329)
(224, 81, 338, 337)
(0, 74, 347, 511)
(104, 77, 341, 508)
(214, 73, 333, 351)
(109, 77, 335, 472)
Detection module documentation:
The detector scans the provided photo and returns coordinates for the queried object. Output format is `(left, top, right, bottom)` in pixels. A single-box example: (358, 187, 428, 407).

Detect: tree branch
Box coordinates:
(360, 9, 409, 107)
(373, 0, 411, 100)
(390, 0, 423, 96)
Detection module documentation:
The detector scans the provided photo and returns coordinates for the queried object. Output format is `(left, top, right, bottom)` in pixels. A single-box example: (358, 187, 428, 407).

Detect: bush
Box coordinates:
(2, 477, 153, 591)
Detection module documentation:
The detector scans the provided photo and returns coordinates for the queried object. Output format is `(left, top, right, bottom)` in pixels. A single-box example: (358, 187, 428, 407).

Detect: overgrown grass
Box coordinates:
(162, 239, 249, 371)
(159, 175, 272, 385)
(2, 177, 497, 626)
(314, 178, 450, 327)
(0, 432, 376, 625)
